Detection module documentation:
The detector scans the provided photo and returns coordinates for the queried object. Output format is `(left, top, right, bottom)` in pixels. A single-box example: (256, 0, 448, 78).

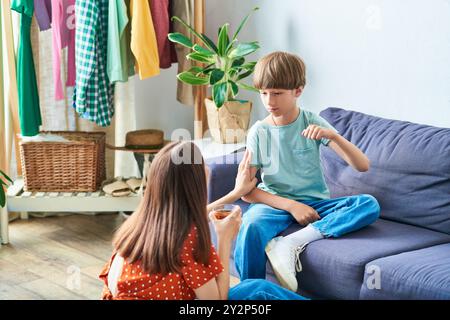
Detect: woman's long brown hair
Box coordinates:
(112, 141, 211, 275)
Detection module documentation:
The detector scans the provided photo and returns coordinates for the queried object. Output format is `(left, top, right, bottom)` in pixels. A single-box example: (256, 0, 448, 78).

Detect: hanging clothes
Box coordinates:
(73, 0, 114, 127)
(171, 0, 195, 106)
(11, 0, 42, 136)
(107, 0, 135, 83)
(52, 0, 76, 100)
(34, 0, 52, 31)
(129, 0, 160, 79)
(149, 0, 176, 69)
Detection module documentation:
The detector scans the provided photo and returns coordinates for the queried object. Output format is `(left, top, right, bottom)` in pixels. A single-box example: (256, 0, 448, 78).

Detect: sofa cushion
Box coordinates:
(360, 243, 450, 300)
(319, 107, 450, 234)
(293, 218, 450, 299)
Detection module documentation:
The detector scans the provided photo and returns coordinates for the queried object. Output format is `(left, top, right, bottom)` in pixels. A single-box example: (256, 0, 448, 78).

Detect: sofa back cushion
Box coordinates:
(319, 107, 450, 234)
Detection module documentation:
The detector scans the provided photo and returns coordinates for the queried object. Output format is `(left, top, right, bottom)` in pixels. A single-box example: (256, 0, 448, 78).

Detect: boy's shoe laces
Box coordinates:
(295, 242, 309, 273)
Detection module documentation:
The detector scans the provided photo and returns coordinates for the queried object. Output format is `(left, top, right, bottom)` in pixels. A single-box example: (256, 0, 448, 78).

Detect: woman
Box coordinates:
(99, 141, 306, 300)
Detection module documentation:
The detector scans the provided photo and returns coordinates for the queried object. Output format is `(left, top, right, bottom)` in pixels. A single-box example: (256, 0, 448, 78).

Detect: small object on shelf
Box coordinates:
(106, 129, 169, 153)
(19, 131, 106, 192)
(102, 179, 132, 197)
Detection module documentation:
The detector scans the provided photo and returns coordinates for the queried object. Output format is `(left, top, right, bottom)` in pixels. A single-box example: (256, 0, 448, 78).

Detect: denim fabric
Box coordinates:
(228, 279, 307, 300)
(234, 194, 380, 280)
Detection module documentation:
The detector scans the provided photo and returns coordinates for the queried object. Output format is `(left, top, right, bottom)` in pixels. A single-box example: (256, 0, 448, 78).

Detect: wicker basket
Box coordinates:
(19, 131, 106, 192)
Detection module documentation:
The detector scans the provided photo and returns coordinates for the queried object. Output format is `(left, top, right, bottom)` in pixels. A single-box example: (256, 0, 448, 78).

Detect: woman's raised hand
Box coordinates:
(233, 150, 258, 198)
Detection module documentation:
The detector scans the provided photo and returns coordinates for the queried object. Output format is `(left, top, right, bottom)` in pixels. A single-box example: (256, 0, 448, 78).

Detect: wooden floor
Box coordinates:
(0, 213, 123, 300)
(0, 213, 240, 300)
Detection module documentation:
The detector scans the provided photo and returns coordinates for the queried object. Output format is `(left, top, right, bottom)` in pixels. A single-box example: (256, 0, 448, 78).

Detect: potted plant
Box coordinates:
(168, 7, 260, 144)
(0, 170, 12, 208)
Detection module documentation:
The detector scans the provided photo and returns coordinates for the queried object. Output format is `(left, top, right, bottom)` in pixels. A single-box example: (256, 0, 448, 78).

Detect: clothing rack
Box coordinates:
(0, 0, 207, 171)
(1, 0, 22, 176)
(193, 0, 207, 139)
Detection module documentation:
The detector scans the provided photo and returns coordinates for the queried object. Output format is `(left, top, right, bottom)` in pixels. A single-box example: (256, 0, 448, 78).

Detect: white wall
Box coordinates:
(134, 66, 194, 139)
(135, 0, 450, 136)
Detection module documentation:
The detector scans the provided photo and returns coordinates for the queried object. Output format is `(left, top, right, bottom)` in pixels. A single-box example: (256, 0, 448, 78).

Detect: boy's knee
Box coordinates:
(361, 194, 381, 220)
(241, 215, 264, 235)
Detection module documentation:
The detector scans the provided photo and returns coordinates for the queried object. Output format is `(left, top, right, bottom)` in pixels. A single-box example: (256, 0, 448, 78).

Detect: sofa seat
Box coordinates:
(281, 219, 450, 299)
(360, 243, 450, 300)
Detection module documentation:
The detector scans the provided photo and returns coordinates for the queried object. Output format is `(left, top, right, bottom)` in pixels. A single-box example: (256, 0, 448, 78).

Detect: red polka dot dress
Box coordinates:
(99, 227, 224, 300)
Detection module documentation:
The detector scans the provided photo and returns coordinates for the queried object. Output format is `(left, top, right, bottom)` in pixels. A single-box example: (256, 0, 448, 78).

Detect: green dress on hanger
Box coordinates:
(11, 0, 42, 136)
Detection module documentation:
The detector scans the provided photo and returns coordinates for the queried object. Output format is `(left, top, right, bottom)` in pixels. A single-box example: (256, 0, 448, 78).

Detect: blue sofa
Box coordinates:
(206, 107, 450, 300)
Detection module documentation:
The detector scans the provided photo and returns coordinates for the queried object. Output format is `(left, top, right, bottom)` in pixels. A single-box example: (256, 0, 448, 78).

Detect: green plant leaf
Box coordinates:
(0, 186, 5, 207)
(229, 42, 260, 58)
(228, 80, 239, 97)
(237, 69, 254, 81)
(171, 16, 218, 53)
(229, 68, 239, 78)
(232, 6, 260, 42)
(212, 82, 228, 108)
(202, 67, 216, 74)
(0, 170, 12, 184)
(241, 61, 257, 70)
(0, 179, 6, 208)
(225, 39, 237, 55)
(217, 23, 230, 56)
(187, 52, 215, 64)
(209, 69, 225, 85)
(201, 33, 219, 53)
(231, 57, 245, 68)
(193, 44, 215, 57)
(177, 71, 210, 85)
(187, 66, 205, 75)
(237, 82, 259, 92)
(167, 32, 194, 48)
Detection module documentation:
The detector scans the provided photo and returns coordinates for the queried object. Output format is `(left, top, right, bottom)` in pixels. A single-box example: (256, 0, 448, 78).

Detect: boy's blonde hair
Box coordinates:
(253, 51, 306, 90)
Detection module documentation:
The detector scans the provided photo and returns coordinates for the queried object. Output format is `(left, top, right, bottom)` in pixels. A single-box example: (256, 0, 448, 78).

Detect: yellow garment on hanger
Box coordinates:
(130, 0, 160, 79)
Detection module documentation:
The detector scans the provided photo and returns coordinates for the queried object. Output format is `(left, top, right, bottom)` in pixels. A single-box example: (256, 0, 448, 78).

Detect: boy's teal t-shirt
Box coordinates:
(246, 108, 338, 201)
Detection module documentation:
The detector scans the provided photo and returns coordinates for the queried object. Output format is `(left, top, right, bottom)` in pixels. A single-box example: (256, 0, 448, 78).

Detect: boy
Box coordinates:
(235, 51, 380, 292)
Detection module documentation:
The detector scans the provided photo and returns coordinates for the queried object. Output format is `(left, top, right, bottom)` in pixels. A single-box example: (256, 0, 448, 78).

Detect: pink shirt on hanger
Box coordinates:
(52, 0, 75, 100)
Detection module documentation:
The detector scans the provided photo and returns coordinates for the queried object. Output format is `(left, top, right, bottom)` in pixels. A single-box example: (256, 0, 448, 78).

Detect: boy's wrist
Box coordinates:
(328, 131, 339, 141)
(284, 199, 298, 212)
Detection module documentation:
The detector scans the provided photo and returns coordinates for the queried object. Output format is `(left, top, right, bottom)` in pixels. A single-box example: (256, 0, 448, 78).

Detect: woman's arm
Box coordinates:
(194, 239, 232, 300)
(194, 208, 242, 300)
(206, 150, 258, 213)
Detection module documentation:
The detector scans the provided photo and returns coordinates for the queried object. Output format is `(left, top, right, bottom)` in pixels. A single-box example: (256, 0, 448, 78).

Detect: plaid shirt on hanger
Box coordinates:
(73, 0, 114, 127)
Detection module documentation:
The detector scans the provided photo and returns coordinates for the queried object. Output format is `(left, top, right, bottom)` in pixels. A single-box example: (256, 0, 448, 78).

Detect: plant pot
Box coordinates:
(204, 98, 252, 144)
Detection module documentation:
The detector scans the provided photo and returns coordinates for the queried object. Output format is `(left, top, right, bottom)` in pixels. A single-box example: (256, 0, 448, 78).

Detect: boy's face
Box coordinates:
(259, 88, 303, 117)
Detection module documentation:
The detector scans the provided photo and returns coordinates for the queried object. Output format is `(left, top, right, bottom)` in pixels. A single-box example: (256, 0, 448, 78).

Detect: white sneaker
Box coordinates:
(265, 236, 309, 292)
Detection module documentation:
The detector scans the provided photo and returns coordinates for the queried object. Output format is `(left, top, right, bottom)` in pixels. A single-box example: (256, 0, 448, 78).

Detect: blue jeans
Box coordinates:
(234, 194, 380, 280)
(228, 279, 307, 300)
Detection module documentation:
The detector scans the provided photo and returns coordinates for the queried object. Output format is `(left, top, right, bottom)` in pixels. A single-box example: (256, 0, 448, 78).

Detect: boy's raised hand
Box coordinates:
(287, 201, 320, 226)
(302, 124, 336, 141)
